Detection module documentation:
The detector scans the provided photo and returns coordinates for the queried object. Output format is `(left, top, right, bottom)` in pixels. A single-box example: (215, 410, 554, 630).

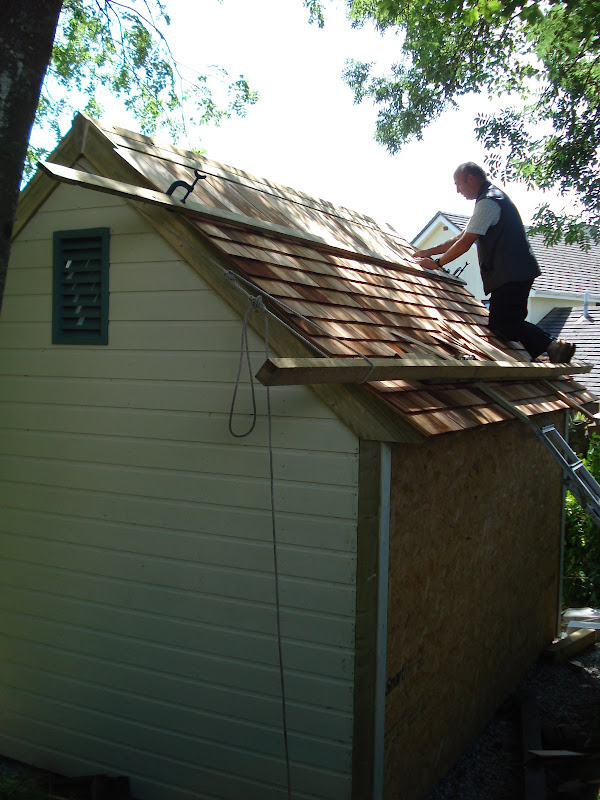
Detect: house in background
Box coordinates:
(412, 211, 600, 323)
(539, 299, 600, 396)
(0, 114, 595, 800)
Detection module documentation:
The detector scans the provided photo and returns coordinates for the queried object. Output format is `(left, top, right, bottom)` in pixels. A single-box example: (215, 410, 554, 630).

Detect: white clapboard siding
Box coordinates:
(0, 376, 343, 421)
(0, 375, 343, 418)
(0, 401, 354, 451)
(0, 183, 359, 800)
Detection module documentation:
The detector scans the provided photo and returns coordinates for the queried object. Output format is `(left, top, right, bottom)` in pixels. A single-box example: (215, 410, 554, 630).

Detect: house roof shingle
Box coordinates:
(24, 116, 596, 439)
(539, 306, 600, 396)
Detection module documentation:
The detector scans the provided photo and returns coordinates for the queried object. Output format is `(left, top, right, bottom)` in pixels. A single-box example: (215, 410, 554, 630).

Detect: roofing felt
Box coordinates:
(539, 306, 600, 396)
(29, 117, 597, 438)
(428, 211, 600, 297)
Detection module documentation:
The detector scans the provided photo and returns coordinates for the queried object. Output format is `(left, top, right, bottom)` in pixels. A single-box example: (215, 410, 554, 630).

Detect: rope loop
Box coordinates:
(228, 301, 259, 438)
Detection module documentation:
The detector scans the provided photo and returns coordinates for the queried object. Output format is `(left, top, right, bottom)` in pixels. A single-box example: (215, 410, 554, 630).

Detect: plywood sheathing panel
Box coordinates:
(383, 416, 564, 800)
(85, 117, 596, 437)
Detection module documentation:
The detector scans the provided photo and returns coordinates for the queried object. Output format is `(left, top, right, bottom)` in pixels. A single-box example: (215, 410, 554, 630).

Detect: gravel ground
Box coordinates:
(428, 634, 600, 800)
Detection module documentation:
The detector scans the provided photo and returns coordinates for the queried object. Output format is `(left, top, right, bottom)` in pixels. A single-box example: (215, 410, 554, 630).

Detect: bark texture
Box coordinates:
(0, 0, 63, 313)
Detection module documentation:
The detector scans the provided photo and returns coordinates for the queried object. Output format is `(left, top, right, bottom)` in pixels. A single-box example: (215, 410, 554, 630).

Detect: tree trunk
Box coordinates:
(0, 0, 63, 314)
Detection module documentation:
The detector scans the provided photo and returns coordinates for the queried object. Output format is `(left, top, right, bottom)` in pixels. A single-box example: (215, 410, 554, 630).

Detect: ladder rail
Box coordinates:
(539, 424, 600, 496)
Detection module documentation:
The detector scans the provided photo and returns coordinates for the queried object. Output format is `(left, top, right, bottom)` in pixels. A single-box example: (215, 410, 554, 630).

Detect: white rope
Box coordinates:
(228, 295, 263, 438)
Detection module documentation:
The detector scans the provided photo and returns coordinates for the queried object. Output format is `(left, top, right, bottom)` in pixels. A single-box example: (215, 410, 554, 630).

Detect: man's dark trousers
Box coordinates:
(488, 279, 552, 359)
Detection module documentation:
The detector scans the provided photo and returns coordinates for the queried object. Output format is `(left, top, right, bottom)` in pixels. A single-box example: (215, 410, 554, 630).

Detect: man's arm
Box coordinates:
(414, 231, 479, 270)
(413, 235, 459, 258)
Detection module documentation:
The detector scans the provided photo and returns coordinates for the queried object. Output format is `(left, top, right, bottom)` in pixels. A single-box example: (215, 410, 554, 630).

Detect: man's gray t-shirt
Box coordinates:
(465, 198, 500, 235)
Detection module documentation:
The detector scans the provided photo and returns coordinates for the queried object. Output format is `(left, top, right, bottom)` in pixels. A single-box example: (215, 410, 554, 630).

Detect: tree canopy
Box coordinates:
(28, 0, 258, 177)
(306, 0, 600, 246)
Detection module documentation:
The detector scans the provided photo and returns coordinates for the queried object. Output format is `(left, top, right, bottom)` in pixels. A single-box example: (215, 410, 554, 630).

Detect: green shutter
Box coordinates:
(52, 228, 110, 345)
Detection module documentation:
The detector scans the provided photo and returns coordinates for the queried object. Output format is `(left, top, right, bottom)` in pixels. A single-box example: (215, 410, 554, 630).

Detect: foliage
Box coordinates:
(0, 774, 47, 800)
(308, 0, 600, 248)
(564, 430, 600, 608)
(26, 0, 258, 178)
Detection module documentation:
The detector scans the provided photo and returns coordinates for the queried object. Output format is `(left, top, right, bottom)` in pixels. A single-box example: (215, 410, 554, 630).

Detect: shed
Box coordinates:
(0, 114, 595, 800)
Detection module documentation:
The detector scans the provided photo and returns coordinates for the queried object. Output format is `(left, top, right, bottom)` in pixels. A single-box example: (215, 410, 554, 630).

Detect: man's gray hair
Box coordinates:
(454, 162, 487, 182)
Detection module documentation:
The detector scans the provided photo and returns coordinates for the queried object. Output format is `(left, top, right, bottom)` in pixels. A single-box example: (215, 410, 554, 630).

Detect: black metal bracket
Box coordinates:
(165, 169, 207, 203)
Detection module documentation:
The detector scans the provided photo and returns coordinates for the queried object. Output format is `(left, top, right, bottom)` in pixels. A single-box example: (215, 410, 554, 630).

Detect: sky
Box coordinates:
(105, 0, 572, 242)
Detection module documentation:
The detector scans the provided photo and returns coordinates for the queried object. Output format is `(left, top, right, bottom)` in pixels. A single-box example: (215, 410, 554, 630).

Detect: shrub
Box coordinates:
(563, 431, 600, 607)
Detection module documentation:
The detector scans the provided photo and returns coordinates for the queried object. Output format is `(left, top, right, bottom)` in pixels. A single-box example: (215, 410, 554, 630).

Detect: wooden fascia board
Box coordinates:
(256, 356, 593, 387)
(541, 380, 600, 420)
(411, 212, 445, 245)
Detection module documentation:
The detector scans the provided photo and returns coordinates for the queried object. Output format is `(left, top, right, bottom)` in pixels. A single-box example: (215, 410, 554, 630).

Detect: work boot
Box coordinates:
(547, 338, 576, 363)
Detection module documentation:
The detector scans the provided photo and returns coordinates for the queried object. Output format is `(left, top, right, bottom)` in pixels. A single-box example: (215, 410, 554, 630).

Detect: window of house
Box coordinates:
(52, 227, 110, 345)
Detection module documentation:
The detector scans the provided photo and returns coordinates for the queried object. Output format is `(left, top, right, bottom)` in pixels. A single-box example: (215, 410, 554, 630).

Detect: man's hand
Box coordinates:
(414, 256, 441, 270)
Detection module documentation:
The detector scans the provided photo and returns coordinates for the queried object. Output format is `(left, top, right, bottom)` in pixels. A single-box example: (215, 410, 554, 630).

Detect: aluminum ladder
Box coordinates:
(477, 383, 600, 527)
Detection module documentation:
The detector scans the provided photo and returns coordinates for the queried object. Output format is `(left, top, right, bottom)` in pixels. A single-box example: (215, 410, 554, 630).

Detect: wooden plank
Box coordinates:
(542, 380, 599, 421)
(544, 629, 597, 664)
(255, 356, 592, 387)
(445, 321, 523, 362)
(109, 131, 388, 229)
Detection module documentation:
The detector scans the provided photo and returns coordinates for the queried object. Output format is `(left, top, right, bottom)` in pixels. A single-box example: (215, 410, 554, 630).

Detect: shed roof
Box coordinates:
(17, 115, 596, 440)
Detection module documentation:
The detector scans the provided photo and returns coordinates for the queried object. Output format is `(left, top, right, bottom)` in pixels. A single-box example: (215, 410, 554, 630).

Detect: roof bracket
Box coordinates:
(165, 169, 207, 203)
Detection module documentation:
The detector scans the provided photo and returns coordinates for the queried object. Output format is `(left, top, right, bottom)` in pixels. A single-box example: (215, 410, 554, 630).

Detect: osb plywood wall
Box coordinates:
(384, 416, 564, 800)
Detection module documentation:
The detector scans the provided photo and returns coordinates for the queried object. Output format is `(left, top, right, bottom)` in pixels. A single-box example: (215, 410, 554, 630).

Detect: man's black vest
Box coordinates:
(475, 182, 540, 294)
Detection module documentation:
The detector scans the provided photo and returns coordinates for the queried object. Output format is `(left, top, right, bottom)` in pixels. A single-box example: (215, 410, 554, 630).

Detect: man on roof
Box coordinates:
(413, 162, 576, 364)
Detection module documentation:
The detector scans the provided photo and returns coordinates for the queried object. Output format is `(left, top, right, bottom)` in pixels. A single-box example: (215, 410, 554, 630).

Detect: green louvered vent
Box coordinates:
(53, 228, 110, 345)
